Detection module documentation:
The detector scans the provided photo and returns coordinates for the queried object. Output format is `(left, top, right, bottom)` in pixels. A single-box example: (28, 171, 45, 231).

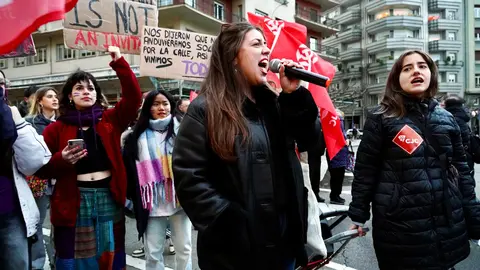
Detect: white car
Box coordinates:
(346, 129, 363, 139)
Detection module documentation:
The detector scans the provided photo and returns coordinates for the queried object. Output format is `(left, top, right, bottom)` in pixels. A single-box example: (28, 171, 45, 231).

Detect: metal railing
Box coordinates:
(295, 5, 338, 28)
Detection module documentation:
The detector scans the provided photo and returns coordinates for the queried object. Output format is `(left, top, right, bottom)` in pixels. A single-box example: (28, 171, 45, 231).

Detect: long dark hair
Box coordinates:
(59, 70, 108, 115)
(201, 22, 263, 161)
(378, 50, 438, 118)
(131, 89, 176, 160)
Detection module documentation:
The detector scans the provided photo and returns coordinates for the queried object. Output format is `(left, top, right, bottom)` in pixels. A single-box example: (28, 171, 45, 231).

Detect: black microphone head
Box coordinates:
(269, 59, 281, 73)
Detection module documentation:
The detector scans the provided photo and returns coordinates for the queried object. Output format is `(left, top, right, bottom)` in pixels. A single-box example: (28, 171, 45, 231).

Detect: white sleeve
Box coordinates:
(13, 120, 52, 176)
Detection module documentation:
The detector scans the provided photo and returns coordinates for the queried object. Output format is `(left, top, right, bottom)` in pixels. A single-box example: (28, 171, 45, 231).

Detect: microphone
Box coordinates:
(269, 59, 331, 87)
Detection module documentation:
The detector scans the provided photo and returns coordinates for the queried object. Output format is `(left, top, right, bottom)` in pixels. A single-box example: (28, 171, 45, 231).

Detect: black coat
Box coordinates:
(25, 114, 55, 135)
(444, 105, 474, 172)
(172, 87, 319, 270)
(349, 100, 480, 270)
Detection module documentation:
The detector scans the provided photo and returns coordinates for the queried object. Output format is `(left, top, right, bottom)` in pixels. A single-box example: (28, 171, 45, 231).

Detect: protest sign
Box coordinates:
(63, 0, 157, 54)
(0, 35, 36, 59)
(140, 26, 216, 81)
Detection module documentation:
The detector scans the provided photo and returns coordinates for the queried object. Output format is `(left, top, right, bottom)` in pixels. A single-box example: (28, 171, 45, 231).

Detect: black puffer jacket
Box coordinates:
(349, 100, 480, 270)
(444, 105, 474, 172)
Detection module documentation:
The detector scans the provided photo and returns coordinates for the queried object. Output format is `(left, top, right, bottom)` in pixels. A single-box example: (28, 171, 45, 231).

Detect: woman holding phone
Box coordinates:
(36, 46, 142, 269)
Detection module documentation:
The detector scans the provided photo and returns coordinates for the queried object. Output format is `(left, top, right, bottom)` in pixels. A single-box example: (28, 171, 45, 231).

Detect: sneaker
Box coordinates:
(169, 244, 176, 255)
(132, 247, 145, 258)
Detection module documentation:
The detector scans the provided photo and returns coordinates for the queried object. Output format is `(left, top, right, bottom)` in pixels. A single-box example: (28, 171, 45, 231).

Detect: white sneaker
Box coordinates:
(169, 245, 176, 255)
(132, 247, 145, 258)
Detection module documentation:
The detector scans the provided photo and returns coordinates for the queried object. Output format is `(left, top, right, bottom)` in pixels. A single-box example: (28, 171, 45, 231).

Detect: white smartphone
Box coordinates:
(68, 139, 85, 150)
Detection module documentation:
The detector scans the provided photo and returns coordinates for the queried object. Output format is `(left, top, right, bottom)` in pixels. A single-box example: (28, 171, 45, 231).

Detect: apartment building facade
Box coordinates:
(323, 0, 464, 126)
(2, 0, 339, 104)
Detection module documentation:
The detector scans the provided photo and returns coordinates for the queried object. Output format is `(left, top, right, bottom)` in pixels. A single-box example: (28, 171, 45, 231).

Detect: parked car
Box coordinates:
(346, 129, 363, 139)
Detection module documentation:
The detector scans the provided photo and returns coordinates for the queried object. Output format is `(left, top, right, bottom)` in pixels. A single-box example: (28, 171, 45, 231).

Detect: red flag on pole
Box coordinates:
(189, 91, 198, 102)
(0, 0, 79, 54)
(248, 13, 346, 159)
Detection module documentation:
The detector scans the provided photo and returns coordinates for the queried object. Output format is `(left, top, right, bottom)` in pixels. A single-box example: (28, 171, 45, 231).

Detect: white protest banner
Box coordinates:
(63, 0, 158, 54)
(140, 26, 216, 81)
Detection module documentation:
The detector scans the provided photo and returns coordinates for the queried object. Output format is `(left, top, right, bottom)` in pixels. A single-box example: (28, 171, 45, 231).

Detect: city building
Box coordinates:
(3, 0, 339, 105)
(465, 0, 480, 132)
(323, 0, 464, 127)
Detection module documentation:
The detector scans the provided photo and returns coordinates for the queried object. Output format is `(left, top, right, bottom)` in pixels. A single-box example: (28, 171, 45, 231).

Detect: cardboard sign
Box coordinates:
(140, 26, 216, 81)
(0, 35, 36, 59)
(63, 0, 157, 54)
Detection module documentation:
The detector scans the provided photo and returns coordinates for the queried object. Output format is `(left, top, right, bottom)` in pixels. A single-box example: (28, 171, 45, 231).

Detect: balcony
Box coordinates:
(428, 0, 461, 11)
(366, 37, 424, 54)
(305, 0, 340, 11)
(322, 26, 362, 47)
(366, 83, 386, 94)
(365, 0, 422, 14)
(339, 0, 361, 8)
(336, 9, 361, 25)
(435, 59, 464, 73)
(366, 14, 422, 34)
(438, 82, 463, 93)
(333, 67, 363, 81)
(428, 40, 462, 52)
(367, 57, 395, 74)
(311, 43, 339, 61)
(295, 6, 339, 36)
(340, 48, 362, 61)
(157, 0, 232, 33)
(428, 18, 461, 31)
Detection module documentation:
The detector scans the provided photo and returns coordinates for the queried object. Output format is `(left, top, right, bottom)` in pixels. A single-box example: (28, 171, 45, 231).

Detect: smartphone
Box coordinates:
(68, 139, 85, 150)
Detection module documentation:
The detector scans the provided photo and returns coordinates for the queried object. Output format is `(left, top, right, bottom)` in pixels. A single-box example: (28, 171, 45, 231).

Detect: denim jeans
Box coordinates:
(32, 195, 49, 269)
(0, 212, 29, 270)
(144, 210, 192, 270)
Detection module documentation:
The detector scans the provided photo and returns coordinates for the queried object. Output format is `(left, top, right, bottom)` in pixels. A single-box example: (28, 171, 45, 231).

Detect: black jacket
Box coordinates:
(172, 87, 319, 269)
(444, 105, 474, 172)
(349, 100, 480, 270)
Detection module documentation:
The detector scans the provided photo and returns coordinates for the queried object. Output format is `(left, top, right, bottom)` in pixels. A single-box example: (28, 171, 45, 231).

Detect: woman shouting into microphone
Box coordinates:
(172, 22, 320, 270)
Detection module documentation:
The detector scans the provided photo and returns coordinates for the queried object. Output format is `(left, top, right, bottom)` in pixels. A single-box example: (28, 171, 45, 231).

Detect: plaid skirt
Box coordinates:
(54, 187, 126, 270)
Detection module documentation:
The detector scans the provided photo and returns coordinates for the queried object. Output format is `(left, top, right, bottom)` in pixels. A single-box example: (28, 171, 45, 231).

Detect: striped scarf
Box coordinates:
(135, 115, 176, 210)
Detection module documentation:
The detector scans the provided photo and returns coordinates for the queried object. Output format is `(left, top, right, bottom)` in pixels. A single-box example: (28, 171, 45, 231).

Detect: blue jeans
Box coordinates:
(32, 195, 50, 269)
(0, 212, 29, 270)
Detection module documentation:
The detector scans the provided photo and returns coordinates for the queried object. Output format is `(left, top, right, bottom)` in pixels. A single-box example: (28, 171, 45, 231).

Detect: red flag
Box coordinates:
(0, 0, 78, 54)
(189, 91, 198, 102)
(248, 14, 346, 159)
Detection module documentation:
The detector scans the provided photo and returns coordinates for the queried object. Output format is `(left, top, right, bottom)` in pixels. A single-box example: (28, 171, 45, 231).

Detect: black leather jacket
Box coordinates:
(173, 87, 319, 269)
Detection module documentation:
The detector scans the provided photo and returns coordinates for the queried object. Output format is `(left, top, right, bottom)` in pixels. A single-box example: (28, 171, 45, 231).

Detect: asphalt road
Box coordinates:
(42, 139, 480, 269)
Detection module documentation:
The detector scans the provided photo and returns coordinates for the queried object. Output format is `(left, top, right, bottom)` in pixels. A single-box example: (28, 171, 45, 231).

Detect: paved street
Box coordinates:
(42, 139, 480, 270)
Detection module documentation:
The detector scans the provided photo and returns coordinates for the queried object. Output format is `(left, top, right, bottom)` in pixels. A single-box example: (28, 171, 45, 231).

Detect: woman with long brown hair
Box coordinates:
(25, 86, 59, 269)
(349, 50, 480, 269)
(172, 22, 320, 269)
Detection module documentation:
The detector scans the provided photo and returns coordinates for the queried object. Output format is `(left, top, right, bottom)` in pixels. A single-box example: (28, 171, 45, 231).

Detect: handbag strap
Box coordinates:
(409, 114, 454, 227)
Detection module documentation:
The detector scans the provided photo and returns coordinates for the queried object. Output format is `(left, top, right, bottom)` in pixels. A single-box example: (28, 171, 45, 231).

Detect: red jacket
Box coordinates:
(37, 57, 142, 227)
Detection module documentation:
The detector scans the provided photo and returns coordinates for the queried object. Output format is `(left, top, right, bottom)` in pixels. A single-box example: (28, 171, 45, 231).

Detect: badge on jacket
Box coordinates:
(393, 125, 424, 155)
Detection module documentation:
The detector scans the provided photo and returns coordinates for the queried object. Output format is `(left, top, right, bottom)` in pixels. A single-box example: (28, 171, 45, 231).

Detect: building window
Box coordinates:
(475, 8, 480, 18)
(14, 57, 26, 68)
(158, 0, 173, 6)
(447, 11, 456, 20)
(185, 0, 195, 8)
(475, 75, 480, 87)
(255, 9, 268, 17)
(56, 45, 76, 61)
(79, 50, 96, 58)
(309, 37, 318, 51)
(28, 46, 47, 65)
(413, 30, 420, 38)
(448, 74, 457, 83)
(213, 2, 225, 21)
(448, 53, 456, 61)
(389, 30, 394, 38)
(0, 59, 7, 69)
(369, 94, 378, 105)
(367, 14, 374, 23)
(447, 32, 456, 40)
(368, 54, 376, 64)
(310, 8, 318, 22)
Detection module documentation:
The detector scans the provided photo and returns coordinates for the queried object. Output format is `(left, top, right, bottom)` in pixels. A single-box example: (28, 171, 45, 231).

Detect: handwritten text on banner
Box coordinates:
(140, 26, 216, 81)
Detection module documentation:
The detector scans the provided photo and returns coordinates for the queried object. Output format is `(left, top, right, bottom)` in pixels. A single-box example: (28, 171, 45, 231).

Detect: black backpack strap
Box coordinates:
(409, 115, 453, 227)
